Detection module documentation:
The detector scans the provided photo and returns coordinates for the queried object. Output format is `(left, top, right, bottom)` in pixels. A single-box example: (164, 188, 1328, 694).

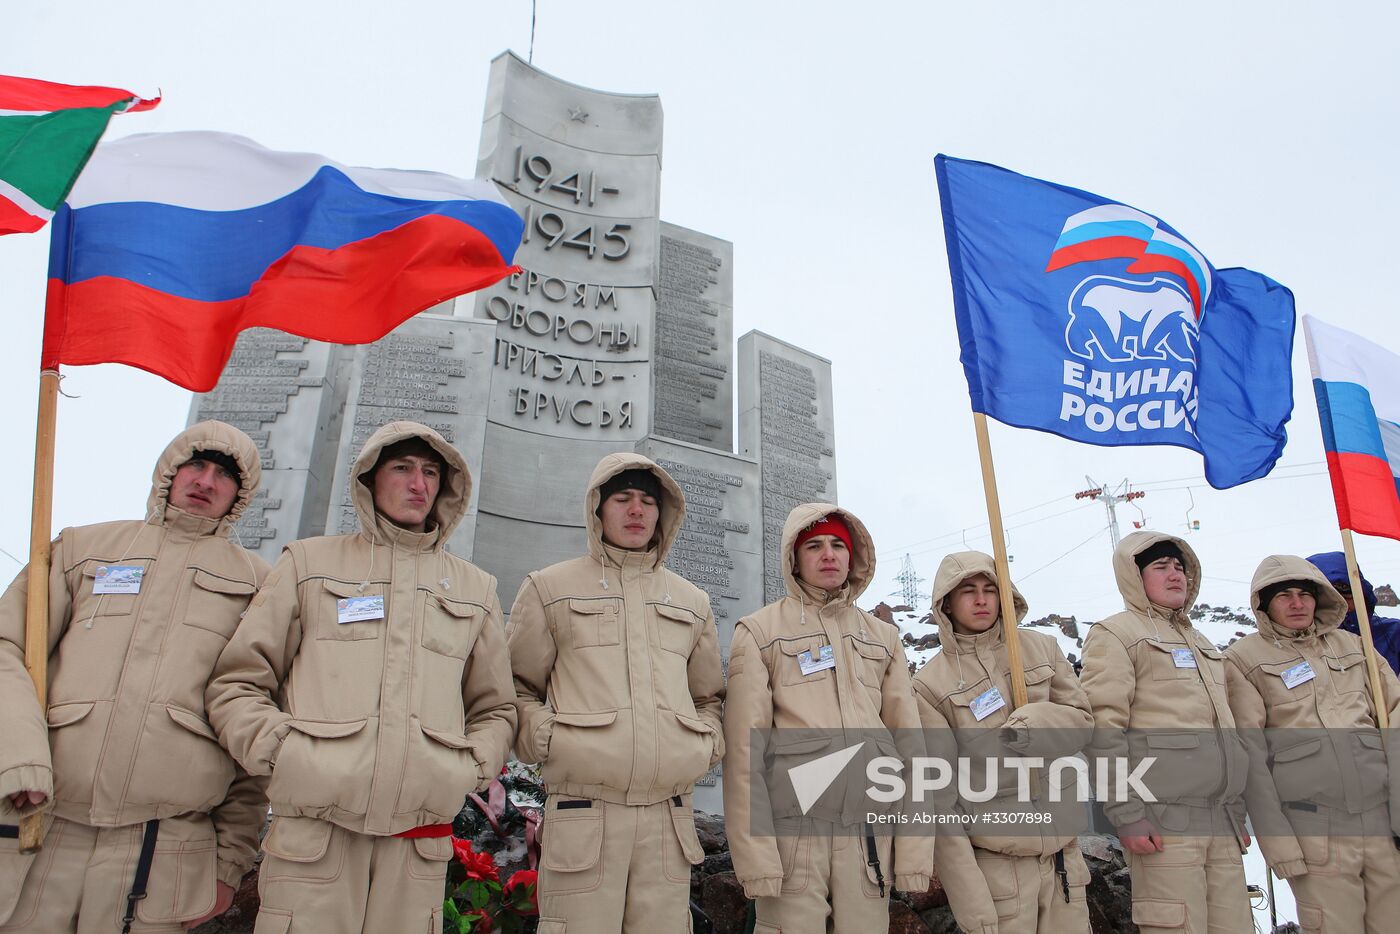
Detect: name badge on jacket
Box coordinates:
(971, 686, 1006, 721)
(1280, 661, 1315, 689)
(1172, 648, 1198, 669)
(338, 596, 385, 624)
(798, 645, 835, 676)
(93, 565, 143, 594)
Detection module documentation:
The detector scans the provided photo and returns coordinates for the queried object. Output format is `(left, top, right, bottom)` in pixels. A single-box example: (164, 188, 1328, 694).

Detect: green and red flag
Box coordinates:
(0, 75, 159, 235)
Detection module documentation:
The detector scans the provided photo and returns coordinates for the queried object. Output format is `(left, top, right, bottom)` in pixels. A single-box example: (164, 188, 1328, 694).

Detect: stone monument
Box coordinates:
(190, 53, 839, 808)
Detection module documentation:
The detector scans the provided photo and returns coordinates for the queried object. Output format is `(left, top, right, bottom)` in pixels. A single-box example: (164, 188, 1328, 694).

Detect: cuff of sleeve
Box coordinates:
(253, 717, 294, 776)
(895, 873, 930, 894)
(1272, 858, 1308, 880)
(469, 749, 490, 792)
(999, 724, 1030, 753)
(517, 709, 555, 765)
(740, 876, 784, 899)
(216, 859, 247, 889)
(1107, 801, 1147, 829)
(0, 765, 53, 809)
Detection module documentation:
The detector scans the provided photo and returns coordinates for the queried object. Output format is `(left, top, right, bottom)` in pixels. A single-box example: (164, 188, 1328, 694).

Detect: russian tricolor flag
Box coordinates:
(42, 132, 523, 391)
(1305, 314, 1400, 540)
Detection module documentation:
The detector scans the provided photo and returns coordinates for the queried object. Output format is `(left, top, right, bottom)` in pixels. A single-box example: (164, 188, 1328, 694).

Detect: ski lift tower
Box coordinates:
(1074, 477, 1145, 549)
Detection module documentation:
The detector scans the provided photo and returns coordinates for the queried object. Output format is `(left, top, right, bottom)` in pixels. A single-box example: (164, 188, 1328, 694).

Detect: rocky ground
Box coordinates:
(192, 815, 1136, 934)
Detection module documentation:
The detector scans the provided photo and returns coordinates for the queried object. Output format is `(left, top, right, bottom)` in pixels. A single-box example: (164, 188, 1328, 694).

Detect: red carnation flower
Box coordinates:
(451, 836, 500, 882)
(503, 868, 539, 915)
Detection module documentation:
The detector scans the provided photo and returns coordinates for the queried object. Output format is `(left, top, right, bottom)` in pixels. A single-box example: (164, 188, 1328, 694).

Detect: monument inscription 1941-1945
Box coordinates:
(191, 52, 838, 805)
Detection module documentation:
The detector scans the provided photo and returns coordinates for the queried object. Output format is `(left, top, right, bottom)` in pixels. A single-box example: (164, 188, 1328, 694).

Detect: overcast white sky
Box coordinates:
(4, 1, 1400, 623)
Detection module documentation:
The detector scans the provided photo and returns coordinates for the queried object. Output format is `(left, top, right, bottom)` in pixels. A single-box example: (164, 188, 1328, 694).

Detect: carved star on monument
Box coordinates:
(567, 105, 589, 122)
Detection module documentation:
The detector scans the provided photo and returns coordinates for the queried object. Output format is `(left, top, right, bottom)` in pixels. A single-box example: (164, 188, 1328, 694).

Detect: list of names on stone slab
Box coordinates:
(659, 458, 749, 620)
(193, 329, 314, 544)
(655, 235, 727, 445)
(759, 350, 835, 602)
(336, 334, 464, 534)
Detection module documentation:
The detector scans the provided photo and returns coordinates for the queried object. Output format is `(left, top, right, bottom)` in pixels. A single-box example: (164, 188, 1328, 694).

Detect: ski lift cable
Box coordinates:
(1020, 525, 1110, 582)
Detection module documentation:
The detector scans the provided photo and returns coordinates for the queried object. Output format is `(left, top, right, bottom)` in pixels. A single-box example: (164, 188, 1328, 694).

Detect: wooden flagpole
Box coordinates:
(18, 370, 60, 853)
(1341, 529, 1390, 731)
(972, 412, 1028, 708)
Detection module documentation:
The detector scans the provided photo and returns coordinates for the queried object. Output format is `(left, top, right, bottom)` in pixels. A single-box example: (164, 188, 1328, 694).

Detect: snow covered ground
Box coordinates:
(881, 601, 1295, 929)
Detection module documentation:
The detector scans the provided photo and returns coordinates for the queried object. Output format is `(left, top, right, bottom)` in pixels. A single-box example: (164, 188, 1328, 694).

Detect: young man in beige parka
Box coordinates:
(1225, 554, 1400, 934)
(911, 551, 1094, 934)
(1078, 530, 1251, 933)
(0, 421, 270, 933)
(722, 503, 932, 933)
(206, 421, 517, 933)
(506, 453, 725, 934)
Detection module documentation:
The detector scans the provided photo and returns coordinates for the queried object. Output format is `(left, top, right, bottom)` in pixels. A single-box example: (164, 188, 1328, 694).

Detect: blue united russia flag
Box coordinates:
(935, 155, 1296, 489)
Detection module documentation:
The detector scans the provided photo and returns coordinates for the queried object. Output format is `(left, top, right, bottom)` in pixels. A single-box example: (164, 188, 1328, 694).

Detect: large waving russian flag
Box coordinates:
(1305, 314, 1400, 540)
(42, 131, 523, 391)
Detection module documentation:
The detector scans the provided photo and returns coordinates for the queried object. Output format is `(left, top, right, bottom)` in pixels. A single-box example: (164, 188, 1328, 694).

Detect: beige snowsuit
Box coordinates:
(911, 551, 1093, 934)
(723, 503, 933, 934)
(206, 421, 517, 934)
(0, 421, 269, 933)
(1225, 554, 1400, 934)
(507, 453, 725, 934)
(1079, 530, 1251, 933)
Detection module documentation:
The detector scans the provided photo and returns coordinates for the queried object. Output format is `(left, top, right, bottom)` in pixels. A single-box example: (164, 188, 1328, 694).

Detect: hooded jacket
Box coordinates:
(1225, 555, 1400, 875)
(1078, 531, 1247, 831)
(1306, 551, 1400, 675)
(206, 421, 516, 836)
(507, 453, 725, 805)
(722, 503, 933, 899)
(912, 552, 1093, 854)
(0, 420, 270, 887)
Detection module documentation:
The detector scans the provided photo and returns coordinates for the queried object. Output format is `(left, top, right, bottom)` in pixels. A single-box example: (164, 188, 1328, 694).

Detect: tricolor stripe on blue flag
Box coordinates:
(935, 155, 1297, 489)
(1304, 315, 1400, 540)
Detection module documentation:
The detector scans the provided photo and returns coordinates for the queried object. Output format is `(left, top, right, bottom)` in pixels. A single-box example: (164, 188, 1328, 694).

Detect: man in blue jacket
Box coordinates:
(1307, 551, 1400, 674)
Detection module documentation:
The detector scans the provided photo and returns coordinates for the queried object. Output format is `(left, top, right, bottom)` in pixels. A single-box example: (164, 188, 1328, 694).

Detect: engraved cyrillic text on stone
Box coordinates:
(193, 328, 314, 543)
(655, 235, 728, 446)
(659, 459, 746, 620)
(759, 351, 835, 602)
(335, 334, 464, 534)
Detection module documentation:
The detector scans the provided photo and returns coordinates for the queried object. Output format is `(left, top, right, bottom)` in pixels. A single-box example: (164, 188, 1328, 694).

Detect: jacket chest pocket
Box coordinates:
(1145, 640, 1205, 682)
(421, 591, 479, 659)
(947, 679, 1006, 731)
(850, 637, 891, 690)
(1023, 663, 1055, 703)
(1327, 652, 1370, 696)
(565, 598, 621, 649)
(1259, 658, 1317, 708)
(1197, 646, 1227, 684)
(76, 559, 152, 621)
(184, 568, 256, 637)
(654, 603, 699, 657)
(778, 638, 833, 687)
(316, 579, 385, 642)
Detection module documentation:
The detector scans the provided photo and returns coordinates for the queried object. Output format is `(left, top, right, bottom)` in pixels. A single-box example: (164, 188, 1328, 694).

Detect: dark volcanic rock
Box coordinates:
(889, 898, 934, 934)
(699, 871, 749, 934)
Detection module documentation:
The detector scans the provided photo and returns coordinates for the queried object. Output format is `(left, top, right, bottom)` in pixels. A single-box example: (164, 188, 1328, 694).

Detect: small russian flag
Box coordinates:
(1305, 314, 1400, 540)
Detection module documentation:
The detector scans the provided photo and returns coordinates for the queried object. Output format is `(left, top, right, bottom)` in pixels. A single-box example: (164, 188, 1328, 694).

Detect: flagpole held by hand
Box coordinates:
(972, 412, 1028, 709)
(18, 369, 59, 853)
(1341, 529, 1390, 731)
